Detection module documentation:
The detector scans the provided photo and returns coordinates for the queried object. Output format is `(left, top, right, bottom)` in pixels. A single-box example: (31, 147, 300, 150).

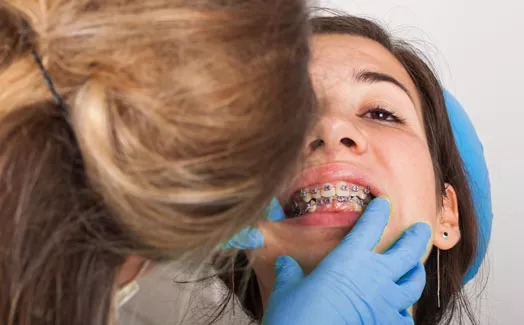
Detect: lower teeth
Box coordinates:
(288, 196, 369, 218)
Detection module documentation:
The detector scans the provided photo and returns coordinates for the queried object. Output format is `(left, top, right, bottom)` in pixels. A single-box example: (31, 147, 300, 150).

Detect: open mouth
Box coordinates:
(283, 181, 376, 219)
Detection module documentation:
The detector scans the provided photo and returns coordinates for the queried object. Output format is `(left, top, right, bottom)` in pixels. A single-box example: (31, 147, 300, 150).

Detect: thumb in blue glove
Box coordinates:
(262, 197, 432, 325)
(220, 197, 285, 250)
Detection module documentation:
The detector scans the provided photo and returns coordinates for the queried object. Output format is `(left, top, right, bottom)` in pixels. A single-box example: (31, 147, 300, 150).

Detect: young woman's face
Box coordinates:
(250, 34, 460, 299)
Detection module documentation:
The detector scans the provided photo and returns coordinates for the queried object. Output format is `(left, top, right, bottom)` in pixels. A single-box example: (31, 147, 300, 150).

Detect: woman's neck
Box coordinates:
(257, 276, 272, 309)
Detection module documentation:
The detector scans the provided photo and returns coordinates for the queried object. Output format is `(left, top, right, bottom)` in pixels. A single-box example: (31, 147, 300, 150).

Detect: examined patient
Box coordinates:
(214, 15, 479, 325)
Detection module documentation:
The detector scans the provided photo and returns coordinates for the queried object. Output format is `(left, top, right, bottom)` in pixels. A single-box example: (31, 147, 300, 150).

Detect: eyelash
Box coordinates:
(363, 106, 406, 124)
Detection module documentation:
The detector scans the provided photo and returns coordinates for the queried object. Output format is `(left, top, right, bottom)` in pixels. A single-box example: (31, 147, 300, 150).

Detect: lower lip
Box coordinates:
(281, 211, 362, 227)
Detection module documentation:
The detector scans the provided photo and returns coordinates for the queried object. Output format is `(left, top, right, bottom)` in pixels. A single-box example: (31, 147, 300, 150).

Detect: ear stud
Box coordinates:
(442, 232, 449, 239)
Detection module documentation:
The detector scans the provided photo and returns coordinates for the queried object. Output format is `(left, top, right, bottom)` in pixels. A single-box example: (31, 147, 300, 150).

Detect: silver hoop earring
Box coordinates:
(437, 248, 441, 308)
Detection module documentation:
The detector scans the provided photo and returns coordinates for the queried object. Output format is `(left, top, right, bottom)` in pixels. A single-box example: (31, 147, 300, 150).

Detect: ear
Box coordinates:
(117, 256, 150, 288)
(434, 183, 461, 250)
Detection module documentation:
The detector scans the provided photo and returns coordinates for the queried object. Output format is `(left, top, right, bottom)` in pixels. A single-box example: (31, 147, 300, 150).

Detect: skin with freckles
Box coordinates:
(249, 34, 462, 305)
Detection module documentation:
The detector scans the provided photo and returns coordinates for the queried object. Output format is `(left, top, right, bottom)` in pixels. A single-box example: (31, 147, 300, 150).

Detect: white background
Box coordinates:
(317, 0, 524, 324)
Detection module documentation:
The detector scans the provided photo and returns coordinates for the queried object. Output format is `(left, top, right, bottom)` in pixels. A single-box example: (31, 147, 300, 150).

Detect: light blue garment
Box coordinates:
(444, 90, 493, 283)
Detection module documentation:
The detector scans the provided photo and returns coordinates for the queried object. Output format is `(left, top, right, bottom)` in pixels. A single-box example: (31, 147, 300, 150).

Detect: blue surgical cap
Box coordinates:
(444, 90, 492, 284)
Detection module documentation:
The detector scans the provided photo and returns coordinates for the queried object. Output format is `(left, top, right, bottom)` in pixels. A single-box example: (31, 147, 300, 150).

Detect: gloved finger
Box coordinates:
(265, 197, 285, 222)
(381, 222, 431, 279)
(339, 197, 390, 250)
(220, 198, 284, 250)
(394, 261, 427, 310)
(399, 309, 415, 325)
(273, 255, 304, 292)
(383, 308, 414, 325)
(219, 226, 264, 250)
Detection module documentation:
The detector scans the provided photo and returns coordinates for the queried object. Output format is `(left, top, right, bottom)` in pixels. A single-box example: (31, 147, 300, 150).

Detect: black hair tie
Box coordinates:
(30, 48, 66, 110)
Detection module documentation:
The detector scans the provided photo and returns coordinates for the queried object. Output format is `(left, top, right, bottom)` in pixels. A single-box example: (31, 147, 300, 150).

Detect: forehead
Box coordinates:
(310, 34, 421, 106)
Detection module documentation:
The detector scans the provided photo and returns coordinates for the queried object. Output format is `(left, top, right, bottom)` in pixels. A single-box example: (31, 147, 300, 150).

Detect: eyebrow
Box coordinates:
(355, 69, 412, 100)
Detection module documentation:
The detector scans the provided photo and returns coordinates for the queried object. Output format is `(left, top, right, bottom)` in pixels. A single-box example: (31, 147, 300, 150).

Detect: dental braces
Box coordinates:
(292, 185, 371, 218)
(300, 185, 370, 197)
(313, 196, 365, 206)
(291, 195, 368, 218)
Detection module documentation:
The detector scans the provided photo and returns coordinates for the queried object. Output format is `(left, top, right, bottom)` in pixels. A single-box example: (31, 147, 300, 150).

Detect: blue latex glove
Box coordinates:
(220, 197, 285, 249)
(444, 90, 492, 283)
(262, 197, 431, 325)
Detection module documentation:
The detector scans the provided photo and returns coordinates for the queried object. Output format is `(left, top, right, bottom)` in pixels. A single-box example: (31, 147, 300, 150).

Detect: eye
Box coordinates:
(363, 106, 404, 124)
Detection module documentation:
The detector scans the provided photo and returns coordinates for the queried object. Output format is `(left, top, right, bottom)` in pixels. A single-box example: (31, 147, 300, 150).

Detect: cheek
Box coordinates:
(372, 132, 439, 253)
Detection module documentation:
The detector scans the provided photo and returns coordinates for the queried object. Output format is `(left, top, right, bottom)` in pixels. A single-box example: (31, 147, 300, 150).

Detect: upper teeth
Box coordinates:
(311, 187, 321, 199)
(354, 189, 367, 200)
(320, 183, 336, 197)
(302, 192, 312, 202)
(287, 182, 373, 221)
(336, 182, 350, 196)
(296, 182, 372, 204)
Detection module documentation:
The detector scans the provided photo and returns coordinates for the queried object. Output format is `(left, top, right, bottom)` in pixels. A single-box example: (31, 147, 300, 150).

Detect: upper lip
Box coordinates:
(284, 162, 384, 200)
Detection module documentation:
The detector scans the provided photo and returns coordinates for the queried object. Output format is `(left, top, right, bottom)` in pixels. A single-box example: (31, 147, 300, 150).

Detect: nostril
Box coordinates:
(309, 138, 324, 151)
(340, 137, 355, 147)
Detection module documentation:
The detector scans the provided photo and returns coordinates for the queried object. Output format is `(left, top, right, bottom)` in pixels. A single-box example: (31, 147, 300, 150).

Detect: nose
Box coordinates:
(307, 117, 368, 156)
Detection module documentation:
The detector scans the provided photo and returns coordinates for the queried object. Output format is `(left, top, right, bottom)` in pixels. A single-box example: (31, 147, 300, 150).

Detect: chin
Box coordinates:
(253, 223, 350, 274)
(292, 241, 340, 274)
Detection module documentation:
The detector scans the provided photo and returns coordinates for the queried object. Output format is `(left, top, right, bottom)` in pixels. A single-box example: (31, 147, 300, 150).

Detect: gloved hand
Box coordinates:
(262, 197, 431, 325)
(220, 197, 285, 249)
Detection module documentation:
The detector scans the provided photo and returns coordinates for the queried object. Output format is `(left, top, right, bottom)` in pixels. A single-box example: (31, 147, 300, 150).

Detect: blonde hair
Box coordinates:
(0, 1, 314, 324)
